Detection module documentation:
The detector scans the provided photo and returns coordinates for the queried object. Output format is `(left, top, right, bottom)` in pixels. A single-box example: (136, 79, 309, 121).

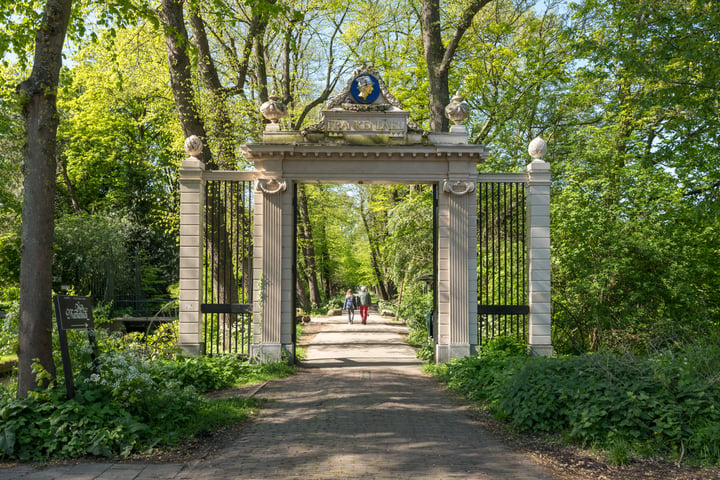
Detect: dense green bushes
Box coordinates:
(431, 337, 720, 465)
(0, 322, 293, 462)
(391, 283, 434, 360)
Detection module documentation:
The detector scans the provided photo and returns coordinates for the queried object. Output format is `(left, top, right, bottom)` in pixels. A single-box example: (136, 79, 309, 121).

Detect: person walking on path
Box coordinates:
(343, 288, 357, 324)
(357, 286, 371, 324)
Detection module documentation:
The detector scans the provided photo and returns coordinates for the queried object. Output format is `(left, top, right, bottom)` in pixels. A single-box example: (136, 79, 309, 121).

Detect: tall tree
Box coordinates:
(457, 0, 574, 169)
(548, 0, 720, 351)
(296, 185, 322, 306)
(14, 0, 73, 397)
(160, 0, 209, 149)
(419, 0, 494, 132)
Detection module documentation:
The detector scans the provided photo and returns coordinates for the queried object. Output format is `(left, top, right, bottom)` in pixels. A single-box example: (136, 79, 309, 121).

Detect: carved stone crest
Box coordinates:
(443, 179, 476, 196)
(256, 178, 287, 194)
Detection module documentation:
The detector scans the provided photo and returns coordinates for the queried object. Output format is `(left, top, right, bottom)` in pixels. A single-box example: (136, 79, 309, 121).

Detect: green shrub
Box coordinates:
(481, 334, 528, 357)
(432, 342, 720, 465)
(0, 301, 18, 356)
(0, 343, 293, 461)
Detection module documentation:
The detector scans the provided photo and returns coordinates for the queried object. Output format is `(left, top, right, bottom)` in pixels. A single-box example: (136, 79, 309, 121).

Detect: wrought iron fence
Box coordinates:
(477, 179, 529, 344)
(203, 178, 254, 355)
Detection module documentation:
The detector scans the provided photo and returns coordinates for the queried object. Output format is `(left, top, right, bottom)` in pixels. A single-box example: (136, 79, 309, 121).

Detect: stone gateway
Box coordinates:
(177, 66, 552, 362)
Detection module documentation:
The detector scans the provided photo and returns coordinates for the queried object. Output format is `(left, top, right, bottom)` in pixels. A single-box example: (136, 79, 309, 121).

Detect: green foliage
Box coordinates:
(53, 213, 133, 298)
(0, 373, 262, 461)
(432, 341, 720, 465)
(0, 309, 291, 462)
(551, 159, 720, 353)
(546, 0, 720, 353)
(481, 335, 527, 357)
(0, 343, 291, 461)
(0, 384, 150, 460)
(462, 0, 573, 169)
(397, 283, 432, 325)
(385, 189, 434, 288)
(394, 282, 433, 359)
(153, 355, 294, 393)
(57, 25, 181, 222)
(430, 353, 525, 405)
(0, 65, 23, 291)
(0, 301, 18, 356)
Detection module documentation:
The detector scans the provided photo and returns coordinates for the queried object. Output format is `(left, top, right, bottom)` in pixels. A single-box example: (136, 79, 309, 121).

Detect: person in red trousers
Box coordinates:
(357, 286, 371, 324)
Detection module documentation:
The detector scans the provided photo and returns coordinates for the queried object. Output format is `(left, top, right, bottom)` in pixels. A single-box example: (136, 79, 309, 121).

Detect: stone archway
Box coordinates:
(177, 66, 552, 363)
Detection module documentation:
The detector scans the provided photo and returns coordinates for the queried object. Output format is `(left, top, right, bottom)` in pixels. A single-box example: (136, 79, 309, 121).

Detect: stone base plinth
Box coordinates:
(251, 343, 296, 363)
(529, 344, 554, 356)
(435, 344, 476, 363)
(178, 343, 205, 356)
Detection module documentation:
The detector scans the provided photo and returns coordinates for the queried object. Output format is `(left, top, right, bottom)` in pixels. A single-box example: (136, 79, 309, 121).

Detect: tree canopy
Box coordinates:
(1, 0, 719, 394)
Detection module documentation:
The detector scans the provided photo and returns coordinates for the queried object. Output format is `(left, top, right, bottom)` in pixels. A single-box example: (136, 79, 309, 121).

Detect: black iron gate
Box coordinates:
(477, 179, 529, 344)
(202, 178, 254, 355)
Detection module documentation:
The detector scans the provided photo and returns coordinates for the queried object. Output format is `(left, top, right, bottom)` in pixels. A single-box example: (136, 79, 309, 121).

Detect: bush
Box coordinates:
(480, 334, 528, 357)
(0, 341, 293, 461)
(431, 341, 720, 465)
(396, 284, 433, 361)
(0, 301, 18, 356)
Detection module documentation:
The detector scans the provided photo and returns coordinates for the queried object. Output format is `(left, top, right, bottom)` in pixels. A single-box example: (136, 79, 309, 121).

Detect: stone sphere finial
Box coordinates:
(184, 135, 203, 157)
(528, 136, 547, 161)
(444, 94, 470, 124)
(260, 95, 288, 124)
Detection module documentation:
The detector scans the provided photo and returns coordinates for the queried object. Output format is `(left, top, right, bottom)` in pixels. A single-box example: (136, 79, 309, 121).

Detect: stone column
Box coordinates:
(526, 138, 553, 356)
(437, 178, 477, 362)
(251, 177, 291, 362)
(178, 136, 205, 355)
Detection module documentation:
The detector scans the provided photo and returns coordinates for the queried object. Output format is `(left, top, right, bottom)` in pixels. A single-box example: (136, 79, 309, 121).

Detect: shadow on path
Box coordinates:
(0, 313, 558, 480)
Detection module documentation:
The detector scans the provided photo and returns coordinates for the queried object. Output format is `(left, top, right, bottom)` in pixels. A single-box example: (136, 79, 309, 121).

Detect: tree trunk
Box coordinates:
(420, 0, 492, 132)
(359, 206, 390, 300)
(161, 0, 240, 351)
(16, 0, 73, 398)
(295, 274, 309, 313)
(160, 0, 211, 162)
(188, 9, 235, 169)
(58, 157, 81, 213)
(296, 185, 322, 306)
(420, 0, 450, 133)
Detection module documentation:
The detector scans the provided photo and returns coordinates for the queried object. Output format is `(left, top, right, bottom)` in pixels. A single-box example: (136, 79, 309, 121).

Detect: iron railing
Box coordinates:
(203, 178, 254, 355)
(477, 179, 528, 344)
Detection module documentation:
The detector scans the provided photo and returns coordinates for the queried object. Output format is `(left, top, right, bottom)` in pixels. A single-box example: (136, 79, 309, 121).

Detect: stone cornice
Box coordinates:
(241, 143, 489, 161)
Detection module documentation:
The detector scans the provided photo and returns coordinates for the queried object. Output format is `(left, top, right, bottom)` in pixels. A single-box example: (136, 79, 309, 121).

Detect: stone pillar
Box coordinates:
(178, 136, 205, 355)
(251, 177, 292, 362)
(436, 178, 477, 362)
(526, 138, 553, 356)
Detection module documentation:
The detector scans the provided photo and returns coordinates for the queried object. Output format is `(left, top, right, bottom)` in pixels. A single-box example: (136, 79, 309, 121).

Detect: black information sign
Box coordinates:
(53, 295, 99, 399)
(55, 295, 94, 330)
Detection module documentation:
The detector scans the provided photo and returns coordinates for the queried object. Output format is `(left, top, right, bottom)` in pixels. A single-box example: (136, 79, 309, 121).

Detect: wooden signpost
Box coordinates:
(53, 295, 99, 399)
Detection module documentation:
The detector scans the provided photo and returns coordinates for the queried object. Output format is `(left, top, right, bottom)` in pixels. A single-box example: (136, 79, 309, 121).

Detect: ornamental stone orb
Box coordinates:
(184, 135, 203, 156)
(528, 136, 548, 160)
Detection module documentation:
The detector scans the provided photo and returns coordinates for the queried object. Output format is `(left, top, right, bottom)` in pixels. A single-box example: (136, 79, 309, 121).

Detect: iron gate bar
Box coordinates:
(201, 304, 253, 314)
(477, 305, 529, 315)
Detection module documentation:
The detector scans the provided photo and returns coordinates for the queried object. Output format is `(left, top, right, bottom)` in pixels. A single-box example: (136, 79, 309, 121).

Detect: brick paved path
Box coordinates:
(0, 314, 557, 480)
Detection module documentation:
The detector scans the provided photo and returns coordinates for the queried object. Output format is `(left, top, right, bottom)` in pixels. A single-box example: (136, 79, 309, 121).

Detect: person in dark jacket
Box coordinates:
(343, 289, 357, 324)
